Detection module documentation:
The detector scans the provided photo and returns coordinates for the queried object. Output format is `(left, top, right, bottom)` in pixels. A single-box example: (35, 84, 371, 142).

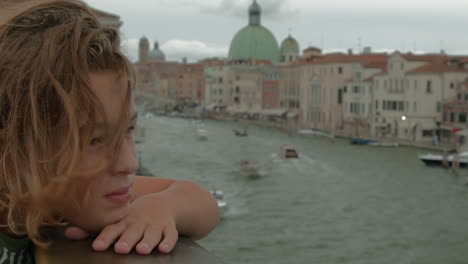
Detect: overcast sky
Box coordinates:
(84, 0, 468, 63)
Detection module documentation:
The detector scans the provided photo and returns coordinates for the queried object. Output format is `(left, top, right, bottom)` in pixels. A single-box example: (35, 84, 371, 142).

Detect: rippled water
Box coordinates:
(137, 114, 468, 264)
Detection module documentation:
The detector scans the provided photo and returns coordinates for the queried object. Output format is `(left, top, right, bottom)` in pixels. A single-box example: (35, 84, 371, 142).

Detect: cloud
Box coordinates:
(202, 0, 299, 20)
(122, 38, 228, 63)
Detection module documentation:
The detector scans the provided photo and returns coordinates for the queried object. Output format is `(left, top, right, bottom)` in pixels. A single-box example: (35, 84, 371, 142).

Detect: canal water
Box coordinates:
(137, 114, 468, 264)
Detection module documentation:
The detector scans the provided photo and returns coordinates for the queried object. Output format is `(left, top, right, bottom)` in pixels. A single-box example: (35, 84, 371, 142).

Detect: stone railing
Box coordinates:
(35, 235, 224, 264)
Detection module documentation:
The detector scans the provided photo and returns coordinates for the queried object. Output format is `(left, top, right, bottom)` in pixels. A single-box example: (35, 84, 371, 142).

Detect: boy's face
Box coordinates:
(60, 72, 138, 232)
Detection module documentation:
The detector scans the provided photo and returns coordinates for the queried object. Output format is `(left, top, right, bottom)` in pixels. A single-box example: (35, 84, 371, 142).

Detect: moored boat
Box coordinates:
(418, 151, 468, 168)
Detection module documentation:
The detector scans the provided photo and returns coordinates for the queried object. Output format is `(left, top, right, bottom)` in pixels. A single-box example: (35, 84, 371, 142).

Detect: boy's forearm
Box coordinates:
(140, 179, 220, 240)
(164, 180, 220, 240)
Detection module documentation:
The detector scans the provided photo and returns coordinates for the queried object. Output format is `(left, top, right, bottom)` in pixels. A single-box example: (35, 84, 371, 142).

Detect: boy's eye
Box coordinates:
(90, 137, 104, 146)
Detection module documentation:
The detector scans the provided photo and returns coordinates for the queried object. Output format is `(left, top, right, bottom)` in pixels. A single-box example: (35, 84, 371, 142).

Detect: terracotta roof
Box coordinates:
(409, 63, 468, 74)
(300, 53, 388, 70)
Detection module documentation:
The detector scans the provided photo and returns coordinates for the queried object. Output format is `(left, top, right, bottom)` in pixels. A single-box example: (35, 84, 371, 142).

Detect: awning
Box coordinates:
(456, 129, 468, 136)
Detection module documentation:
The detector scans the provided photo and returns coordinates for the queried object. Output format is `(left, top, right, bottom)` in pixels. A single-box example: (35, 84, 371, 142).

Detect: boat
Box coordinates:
(280, 145, 299, 159)
(350, 138, 377, 145)
(418, 151, 468, 168)
(210, 190, 227, 212)
(233, 129, 248, 137)
(196, 128, 207, 141)
(367, 142, 399, 147)
(297, 129, 332, 138)
(238, 160, 260, 177)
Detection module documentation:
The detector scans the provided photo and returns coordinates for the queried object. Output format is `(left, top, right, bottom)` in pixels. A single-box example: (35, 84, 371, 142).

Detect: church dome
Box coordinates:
(228, 26, 279, 63)
(228, 0, 279, 63)
(280, 35, 300, 54)
(148, 41, 165, 62)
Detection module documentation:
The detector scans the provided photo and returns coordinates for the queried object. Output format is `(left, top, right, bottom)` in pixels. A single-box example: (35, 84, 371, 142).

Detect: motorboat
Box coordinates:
(418, 151, 468, 168)
(238, 160, 260, 177)
(210, 190, 227, 212)
(280, 145, 299, 159)
(233, 129, 248, 137)
(350, 138, 376, 145)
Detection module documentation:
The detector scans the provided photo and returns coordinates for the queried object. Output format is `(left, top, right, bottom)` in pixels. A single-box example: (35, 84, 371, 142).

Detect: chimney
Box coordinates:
(182, 57, 187, 64)
(348, 48, 353, 55)
(363, 46, 372, 54)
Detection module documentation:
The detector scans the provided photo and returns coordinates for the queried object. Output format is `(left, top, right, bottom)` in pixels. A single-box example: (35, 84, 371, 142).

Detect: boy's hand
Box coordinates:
(64, 226, 90, 240)
(91, 193, 178, 255)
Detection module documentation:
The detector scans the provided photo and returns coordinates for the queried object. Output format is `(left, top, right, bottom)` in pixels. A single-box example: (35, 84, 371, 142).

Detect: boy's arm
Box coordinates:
(65, 175, 220, 254)
(131, 175, 220, 239)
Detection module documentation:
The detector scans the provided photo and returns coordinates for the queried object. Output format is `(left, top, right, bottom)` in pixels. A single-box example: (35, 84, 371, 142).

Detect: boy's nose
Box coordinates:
(112, 137, 138, 176)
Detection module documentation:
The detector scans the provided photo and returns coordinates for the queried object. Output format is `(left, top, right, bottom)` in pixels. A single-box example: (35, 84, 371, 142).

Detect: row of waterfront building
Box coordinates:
(135, 47, 468, 146)
(134, 0, 468, 146)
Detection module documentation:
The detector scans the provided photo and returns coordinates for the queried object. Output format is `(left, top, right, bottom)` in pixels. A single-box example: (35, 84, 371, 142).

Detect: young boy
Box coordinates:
(0, 0, 220, 262)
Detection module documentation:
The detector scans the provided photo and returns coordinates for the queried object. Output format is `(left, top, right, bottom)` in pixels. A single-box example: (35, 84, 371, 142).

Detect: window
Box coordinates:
(356, 72, 362, 80)
(338, 89, 342, 104)
(398, 101, 404, 111)
(450, 82, 455, 89)
(437, 102, 441, 113)
(338, 67, 343, 74)
(465, 94, 468, 101)
(235, 86, 240, 93)
(459, 113, 467, 123)
(219, 77, 223, 84)
(375, 100, 379, 110)
(458, 93, 462, 101)
(450, 112, 455, 122)
(426, 80, 432, 93)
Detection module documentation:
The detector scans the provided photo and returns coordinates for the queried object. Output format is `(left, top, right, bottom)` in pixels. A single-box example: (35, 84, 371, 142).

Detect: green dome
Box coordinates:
(228, 25, 280, 63)
(280, 35, 300, 54)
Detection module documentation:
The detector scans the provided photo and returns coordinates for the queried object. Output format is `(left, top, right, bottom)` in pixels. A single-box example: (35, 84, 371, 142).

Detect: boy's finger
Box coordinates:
(158, 226, 178, 253)
(114, 223, 146, 254)
(135, 225, 163, 255)
(92, 223, 126, 251)
(64, 226, 89, 240)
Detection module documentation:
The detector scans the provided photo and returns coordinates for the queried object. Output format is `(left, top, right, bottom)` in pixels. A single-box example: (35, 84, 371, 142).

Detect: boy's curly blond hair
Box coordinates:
(0, 0, 135, 245)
